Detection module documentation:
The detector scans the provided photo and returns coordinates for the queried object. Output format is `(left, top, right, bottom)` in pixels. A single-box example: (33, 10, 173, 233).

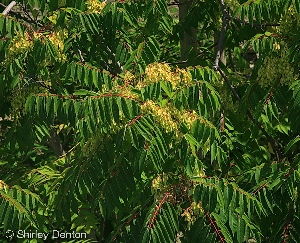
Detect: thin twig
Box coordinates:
(228, 48, 235, 72)
(167, 60, 187, 65)
(217, 67, 240, 101)
(206, 212, 226, 243)
(19, 2, 36, 24)
(78, 49, 85, 63)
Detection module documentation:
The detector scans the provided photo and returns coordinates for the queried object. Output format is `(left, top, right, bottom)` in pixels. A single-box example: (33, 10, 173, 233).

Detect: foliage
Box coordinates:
(0, 0, 300, 242)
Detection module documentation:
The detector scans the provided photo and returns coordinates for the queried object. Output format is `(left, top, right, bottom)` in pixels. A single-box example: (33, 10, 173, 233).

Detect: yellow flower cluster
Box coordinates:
(174, 68, 193, 86)
(47, 30, 67, 51)
(224, 0, 240, 10)
(151, 174, 164, 191)
(123, 70, 135, 83)
(181, 110, 198, 128)
(33, 30, 67, 62)
(273, 42, 280, 50)
(118, 86, 139, 100)
(144, 62, 173, 84)
(8, 32, 33, 56)
(181, 202, 205, 225)
(138, 62, 192, 88)
(48, 12, 58, 24)
(141, 100, 178, 133)
(141, 99, 212, 133)
(257, 49, 295, 88)
(171, 107, 212, 129)
(86, 0, 106, 13)
(191, 201, 205, 216)
(7, 29, 67, 63)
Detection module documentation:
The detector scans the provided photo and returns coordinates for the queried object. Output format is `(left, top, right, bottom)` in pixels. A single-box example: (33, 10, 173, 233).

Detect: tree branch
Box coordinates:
(213, 0, 230, 70)
(219, 67, 280, 159)
(1, 2, 43, 27)
(213, 0, 280, 159)
(217, 67, 280, 159)
(19, 2, 36, 25)
(2, 1, 16, 16)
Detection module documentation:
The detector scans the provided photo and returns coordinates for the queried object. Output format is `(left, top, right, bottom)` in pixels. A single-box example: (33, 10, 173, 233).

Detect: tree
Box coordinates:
(0, 0, 300, 242)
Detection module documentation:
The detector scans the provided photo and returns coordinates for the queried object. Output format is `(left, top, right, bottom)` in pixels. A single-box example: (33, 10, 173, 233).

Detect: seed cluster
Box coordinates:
(213, 74, 239, 112)
(279, 7, 300, 36)
(257, 49, 295, 88)
(10, 85, 46, 118)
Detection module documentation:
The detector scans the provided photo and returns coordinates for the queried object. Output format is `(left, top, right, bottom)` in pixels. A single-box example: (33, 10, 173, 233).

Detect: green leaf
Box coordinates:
(284, 136, 300, 154)
(212, 213, 233, 243)
(25, 95, 36, 114)
(185, 134, 199, 155)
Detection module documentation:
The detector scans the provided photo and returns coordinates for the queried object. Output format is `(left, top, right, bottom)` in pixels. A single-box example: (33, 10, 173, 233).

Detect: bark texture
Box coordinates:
(179, 0, 197, 65)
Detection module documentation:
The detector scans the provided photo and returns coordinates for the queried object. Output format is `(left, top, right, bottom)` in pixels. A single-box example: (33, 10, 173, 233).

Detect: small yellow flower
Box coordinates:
(139, 62, 192, 88)
(152, 175, 163, 191)
(119, 86, 139, 100)
(40, 30, 68, 61)
(181, 111, 197, 128)
(8, 32, 33, 55)
(175, 68, 192, 86)
(273, 42, 280, 50)
(191, 201, 205, 216)
(48, 33, 63, 50)
(86, 0, 106, 13)
(224, 0, 240, 10)
(0, 180, 8, 192)
(48, 12, 58, 24)
(144, 62, 173, 85)
(181, 202, 205, 225)
(141, 100, 178, 132)
(123, 70, 135, 83)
